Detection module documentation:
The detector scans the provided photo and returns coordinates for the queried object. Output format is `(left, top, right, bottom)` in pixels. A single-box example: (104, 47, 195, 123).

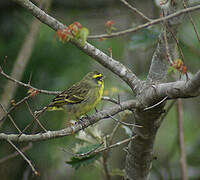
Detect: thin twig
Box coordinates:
(0, 68, 59, 95)
(21, 106, 48, 134)
(25, 101, 48, 133)
(28, 71, 33, 85)
(108, 114, 142, 128)
(183, 0, 200, 43)
(89, 135, 138, 156)
(177, 99, 188, 180)
(88, 4, 200, 39)
(60, 142, 104, 157)
(144, 96, 168, 111)
(120, 0, 152, 21)
(109, 122, 121, 145)
(7, 139, 39, 176)
(162, 12, 173, 64)
(102, 136, 111, 180)
(0, 143, 32, 164)
(165, 22, 185, 63)
(102, 96, 119, 104)
(0, 94, 32, 122)
(75, 135, 138, 157)
(164, 22, 189, 80)
(12, 0, 200, 39)
(0, 103, 22, 133)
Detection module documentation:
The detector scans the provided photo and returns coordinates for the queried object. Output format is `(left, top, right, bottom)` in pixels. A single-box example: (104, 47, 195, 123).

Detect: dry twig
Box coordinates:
(25, 101, 47, 132)
(7, 140, 39, 176)
(0, 103, 22, 133)
(120, 0, 151, 21)
(183, 0, 200, 43)
(177, 99, 188, 180)
(0, 143, 32, 164)
(0, 94, 32, 122)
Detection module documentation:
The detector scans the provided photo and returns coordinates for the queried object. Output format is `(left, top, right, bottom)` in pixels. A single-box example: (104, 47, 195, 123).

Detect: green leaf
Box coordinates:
(66, 143, 102, 170)
(79, 27, 89, 46)
(168, 66, 177, 74)
(66, 154, 101, 170)
(77, 143, 103, 154)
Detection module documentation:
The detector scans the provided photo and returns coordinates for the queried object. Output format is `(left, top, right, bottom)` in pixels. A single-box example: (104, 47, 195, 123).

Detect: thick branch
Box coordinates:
(177, 99, 188, 180)
(12, 0, 141, 93)
(135, 71, 200, 110)
(0, 99, 139, 142)
(125, 1, 197, 179)
(147, 71, 200, 102)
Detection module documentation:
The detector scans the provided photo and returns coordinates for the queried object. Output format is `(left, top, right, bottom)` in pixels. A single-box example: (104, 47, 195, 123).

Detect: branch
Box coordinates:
(0, 0, 51, 124)
(74, 42, 141, 92)
(0, 94, 32, 122)
(0, 143, 32, 164)
(7, 140, 39, 176)
(0, 103, 22, 133)
(143, 71, 200, 105)
(0, 99, 139, 142)
(176, 99, 188, 180)
(74, 135, 137, 157)
(13, 0, 200, 40)
(102, 137, 111, 180)
(120, 0, 152, 22)
(183, 0, 200, 43)
(1, 69, 129, 103)
(0, 68, 59, 95)
(88, 4, 200, 39)
(11, 0, 141, 93)
(25, 101, 47, 132)
(147, 3, 181, 81)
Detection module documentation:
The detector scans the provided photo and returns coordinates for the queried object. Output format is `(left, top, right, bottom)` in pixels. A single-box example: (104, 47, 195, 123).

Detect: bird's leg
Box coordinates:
(95, 107, 98, 113)
(76, 115, 87, 125)
(85, 113, 90, 118)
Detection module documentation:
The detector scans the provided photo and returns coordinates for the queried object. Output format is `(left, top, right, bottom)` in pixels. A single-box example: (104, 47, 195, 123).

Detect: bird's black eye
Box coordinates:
(96, 76, 102, 80)
(92, 73, 103, 80)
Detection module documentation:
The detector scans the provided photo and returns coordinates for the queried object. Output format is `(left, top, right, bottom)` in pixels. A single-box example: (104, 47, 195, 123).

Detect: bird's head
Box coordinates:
(84, 71, 105, 86)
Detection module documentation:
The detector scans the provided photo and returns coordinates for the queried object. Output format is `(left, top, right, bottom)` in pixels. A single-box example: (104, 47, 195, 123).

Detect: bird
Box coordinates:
(35, 71, 105, 120)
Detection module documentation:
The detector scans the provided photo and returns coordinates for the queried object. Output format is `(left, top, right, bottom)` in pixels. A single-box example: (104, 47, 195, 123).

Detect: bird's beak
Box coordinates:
(101, 76, 105, 80)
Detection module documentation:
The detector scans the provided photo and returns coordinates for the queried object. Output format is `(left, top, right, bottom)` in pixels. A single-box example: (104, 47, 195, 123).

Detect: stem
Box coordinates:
(176, 99, 188, 180)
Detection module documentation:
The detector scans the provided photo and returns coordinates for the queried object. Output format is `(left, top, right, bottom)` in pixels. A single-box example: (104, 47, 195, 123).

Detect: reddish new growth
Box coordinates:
(55, 22, 83, 42)
(56, 27, 72, 42)
(171, 59, 187, 74)
(27, 88, 39, 97)
(105, 20, 116, 35)
(108, 47, 112, 57)
(105, 20, 115, 28)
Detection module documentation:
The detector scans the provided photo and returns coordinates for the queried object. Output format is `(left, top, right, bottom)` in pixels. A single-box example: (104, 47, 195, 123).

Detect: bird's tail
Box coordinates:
(34, 105, 63, 116)
(34, 106, 48, 116)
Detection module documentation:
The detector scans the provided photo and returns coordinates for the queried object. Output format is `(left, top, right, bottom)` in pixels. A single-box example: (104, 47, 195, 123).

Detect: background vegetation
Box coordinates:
(0, 0, 200, 179)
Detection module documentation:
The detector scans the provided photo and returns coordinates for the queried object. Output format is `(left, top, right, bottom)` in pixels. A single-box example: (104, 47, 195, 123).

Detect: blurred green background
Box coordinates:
(0, 0, 200, 179)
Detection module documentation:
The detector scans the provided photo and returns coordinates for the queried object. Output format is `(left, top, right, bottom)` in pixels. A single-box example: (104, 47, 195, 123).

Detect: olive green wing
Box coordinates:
(49, 82, 89, 107)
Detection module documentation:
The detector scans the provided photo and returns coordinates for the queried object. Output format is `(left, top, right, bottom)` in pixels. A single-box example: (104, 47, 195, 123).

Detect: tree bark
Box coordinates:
(125, 1, 186, 179)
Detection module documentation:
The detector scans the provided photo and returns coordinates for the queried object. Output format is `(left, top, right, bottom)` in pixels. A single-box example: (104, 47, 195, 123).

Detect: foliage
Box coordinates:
(66, 143, 102, 170)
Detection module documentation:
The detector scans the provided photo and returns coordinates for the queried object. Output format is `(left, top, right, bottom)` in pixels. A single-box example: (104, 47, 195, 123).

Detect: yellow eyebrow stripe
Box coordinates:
(93, 74, 102, 78)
